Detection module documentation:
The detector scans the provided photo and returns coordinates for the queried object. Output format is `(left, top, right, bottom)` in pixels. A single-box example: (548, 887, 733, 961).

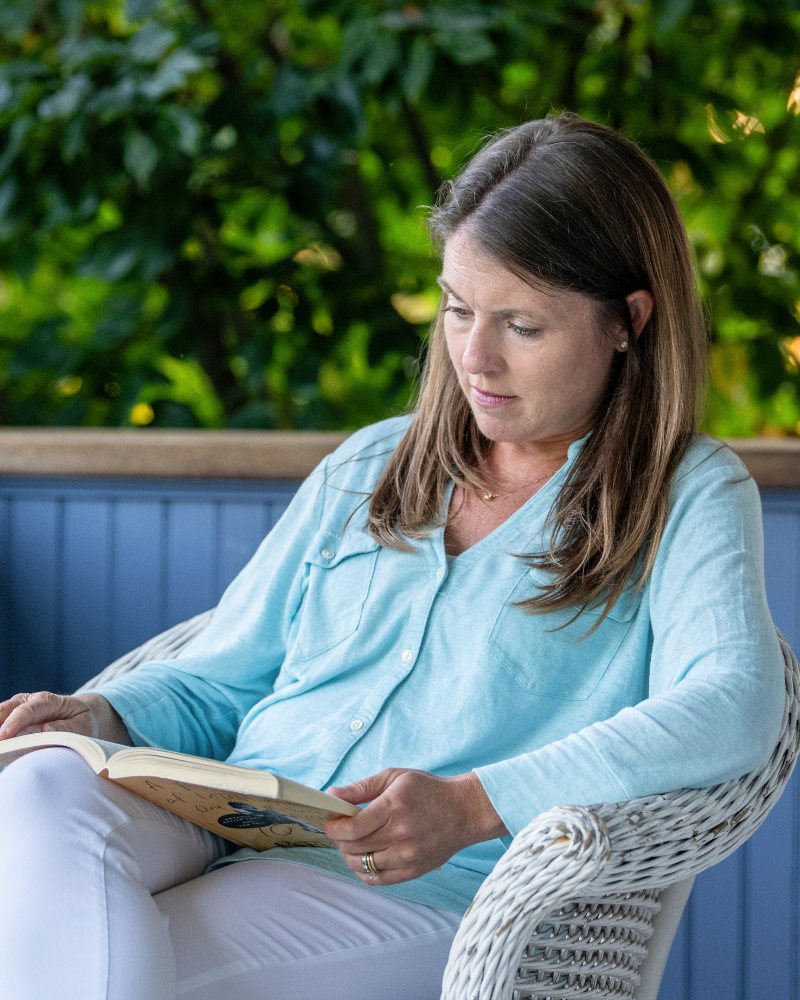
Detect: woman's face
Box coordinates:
(440, 227, 620, 448)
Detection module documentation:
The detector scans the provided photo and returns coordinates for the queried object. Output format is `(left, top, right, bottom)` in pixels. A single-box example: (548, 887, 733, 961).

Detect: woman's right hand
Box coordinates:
(0, 692, 131, 744)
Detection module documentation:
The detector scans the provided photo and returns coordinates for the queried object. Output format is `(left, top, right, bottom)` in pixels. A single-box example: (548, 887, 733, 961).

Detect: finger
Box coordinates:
(0, 694, 31, 729)
(327, 768, 404, 805)
(0, 694, 71, 739)
(354, 865, 419, 887)
(325, 796, 392, 843)
(42, 720, 86, 734)
(340, 847, 405, 877)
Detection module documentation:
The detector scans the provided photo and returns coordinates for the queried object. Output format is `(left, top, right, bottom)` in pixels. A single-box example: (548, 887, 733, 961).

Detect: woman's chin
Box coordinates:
(471, 409, 537, 444)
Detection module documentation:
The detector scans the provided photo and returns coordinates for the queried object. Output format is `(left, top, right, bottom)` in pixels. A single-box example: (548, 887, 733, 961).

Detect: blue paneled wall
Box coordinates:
(0, 475, 798, 1000)
(0, 477, 297, 697)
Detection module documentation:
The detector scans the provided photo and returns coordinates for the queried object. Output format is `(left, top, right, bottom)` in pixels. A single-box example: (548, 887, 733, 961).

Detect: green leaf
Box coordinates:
(126, 0, 161, 22)
(140, 356, 225, 428)
(403, 36, 434, 102)
(123, 130, 159, 187)
(0, 178, 18, 223)
(85, 79, 138, 122)
(38, 76, 92, 120)
(56, 0, 85, 36)
(361, 35, 400, 85)
(128, 22, 177, 64)
(165, 106, 202, 156)
(271, 65, 313, 117)
(0, 81, 13, 113)
(62, 116, 86, 163)
(657, 0, 694, 35)
(139, 49, 205, 100)
(435, 29, 495, 65)
(0, 116, 33, 177)
(0, 0, 38, 42)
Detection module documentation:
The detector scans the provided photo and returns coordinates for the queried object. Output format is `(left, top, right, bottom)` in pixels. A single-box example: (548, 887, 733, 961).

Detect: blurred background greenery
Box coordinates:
(1, 0, 800, 435)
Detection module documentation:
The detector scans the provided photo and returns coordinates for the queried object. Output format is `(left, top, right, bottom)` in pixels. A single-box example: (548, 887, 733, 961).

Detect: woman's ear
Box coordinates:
(625, 289, 654, 339)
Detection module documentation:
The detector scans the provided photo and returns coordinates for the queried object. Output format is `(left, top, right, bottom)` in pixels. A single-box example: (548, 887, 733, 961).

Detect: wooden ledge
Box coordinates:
(0, 429, 350, 480)
(0, 429, 797, 487)
(724, 438, 800, 489)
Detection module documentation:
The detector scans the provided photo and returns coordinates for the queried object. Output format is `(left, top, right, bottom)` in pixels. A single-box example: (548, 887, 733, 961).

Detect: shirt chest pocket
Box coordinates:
(289, 530, 381, 663)
(486, 569, 640, 701)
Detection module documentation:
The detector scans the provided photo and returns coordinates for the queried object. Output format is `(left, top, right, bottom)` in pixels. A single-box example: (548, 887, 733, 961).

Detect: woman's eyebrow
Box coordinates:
(436, 278, 542, 320)
(436, 278, 461, 299)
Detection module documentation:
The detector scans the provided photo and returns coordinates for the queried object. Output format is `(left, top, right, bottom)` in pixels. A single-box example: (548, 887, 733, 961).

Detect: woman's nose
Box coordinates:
(461, 323, 501, 376)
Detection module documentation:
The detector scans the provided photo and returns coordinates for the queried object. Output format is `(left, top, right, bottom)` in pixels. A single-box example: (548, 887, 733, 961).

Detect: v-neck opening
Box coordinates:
(438, 431, 590, 569)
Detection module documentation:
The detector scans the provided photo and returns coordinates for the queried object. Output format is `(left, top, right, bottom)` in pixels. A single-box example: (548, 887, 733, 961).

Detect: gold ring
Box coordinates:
(361, 851, 379, 876)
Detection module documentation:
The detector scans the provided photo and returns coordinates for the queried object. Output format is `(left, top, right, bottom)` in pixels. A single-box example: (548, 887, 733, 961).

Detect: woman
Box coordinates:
(0, 113, 784, 1000)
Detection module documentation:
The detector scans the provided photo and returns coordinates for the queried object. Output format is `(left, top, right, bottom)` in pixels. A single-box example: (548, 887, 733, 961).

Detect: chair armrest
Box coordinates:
(441, 805, 611, 1000)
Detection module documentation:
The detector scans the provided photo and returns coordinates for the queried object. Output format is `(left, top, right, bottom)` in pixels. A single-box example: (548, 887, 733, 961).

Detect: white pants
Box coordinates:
(0, 748, 461, 1000)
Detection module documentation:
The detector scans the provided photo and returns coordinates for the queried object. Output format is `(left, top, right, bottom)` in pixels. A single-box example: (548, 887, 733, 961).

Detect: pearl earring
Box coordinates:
(619, 340, 628, 350)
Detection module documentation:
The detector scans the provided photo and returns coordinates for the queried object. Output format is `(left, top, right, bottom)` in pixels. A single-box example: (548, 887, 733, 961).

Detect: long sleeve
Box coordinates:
(81, 458, 330, 759)
(474, 457, 785, 838)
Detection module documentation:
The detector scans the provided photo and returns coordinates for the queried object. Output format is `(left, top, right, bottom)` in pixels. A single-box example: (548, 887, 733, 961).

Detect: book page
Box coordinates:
(112, 775, 344, 850)
(0, 731, 112, 771)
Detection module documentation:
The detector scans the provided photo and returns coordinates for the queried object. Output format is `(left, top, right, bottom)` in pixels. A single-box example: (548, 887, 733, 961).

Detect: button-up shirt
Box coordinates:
(86, 417, 785, 915)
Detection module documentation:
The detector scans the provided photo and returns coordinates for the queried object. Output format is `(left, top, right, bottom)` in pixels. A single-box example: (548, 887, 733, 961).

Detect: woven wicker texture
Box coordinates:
(76, 619, 798, 1000)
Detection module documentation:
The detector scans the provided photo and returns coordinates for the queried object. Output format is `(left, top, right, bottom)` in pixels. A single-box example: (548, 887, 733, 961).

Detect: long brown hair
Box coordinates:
(368, 112, 707, 622)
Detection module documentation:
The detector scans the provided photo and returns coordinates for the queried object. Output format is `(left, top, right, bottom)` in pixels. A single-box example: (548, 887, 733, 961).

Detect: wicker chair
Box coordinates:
(77, 618, 800, 1000)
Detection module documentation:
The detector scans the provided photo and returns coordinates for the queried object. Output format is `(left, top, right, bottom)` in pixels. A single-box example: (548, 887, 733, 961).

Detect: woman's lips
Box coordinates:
(471, 386, 516, 408)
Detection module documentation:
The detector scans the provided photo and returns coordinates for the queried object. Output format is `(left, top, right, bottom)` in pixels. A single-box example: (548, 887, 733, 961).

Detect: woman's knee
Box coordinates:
(0, 747, 99, 849)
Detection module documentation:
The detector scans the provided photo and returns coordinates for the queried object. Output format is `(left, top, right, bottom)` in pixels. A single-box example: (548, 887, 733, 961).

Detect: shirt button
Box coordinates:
(321, 549, 335, 559)
(401, 649, 413, 662)
(349, 719, 364, 731)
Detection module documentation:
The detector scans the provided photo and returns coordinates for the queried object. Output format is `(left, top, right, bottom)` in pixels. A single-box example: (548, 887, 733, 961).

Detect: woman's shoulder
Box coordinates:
(669, 433, 757, 516)
(309, 415, 412, 520)
(326, 415, 413, 469)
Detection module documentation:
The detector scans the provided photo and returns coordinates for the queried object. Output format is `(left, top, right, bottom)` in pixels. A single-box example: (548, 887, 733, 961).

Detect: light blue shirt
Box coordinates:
(85, 417, 785, 915)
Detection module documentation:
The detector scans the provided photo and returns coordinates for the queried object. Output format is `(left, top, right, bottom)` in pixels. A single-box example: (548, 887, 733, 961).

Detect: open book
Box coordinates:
(0, 732, 358, 851)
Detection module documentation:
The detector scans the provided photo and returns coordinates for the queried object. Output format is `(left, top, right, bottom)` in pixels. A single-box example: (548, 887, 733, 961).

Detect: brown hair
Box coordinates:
(367, 112, 707, 623)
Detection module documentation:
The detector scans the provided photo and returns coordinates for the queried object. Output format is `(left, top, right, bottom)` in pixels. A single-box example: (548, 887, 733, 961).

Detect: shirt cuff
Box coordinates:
(474, 735, 631, 838)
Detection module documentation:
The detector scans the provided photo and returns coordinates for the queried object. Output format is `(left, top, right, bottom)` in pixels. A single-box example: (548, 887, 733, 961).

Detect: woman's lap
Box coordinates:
(0, 747, 459, 1000)
(159, 860, 460, 1000)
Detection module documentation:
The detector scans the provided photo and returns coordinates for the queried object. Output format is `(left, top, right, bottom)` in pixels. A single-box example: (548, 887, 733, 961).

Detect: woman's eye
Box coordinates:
(444, 306, 470, 318)
(508, 322, 539, 338)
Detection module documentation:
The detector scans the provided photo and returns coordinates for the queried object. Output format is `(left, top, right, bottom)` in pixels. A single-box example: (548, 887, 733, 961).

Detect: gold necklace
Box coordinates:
(482, 469, 556, 501)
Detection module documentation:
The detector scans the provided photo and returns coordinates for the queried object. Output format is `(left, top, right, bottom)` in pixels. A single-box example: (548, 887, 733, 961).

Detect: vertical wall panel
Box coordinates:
(165, 500, 217, 627)
(688, 852, 743, 1000)
(0, 497, 10, 699)
(264, 497, 292, 534)
(7, 498, 61, 698)
(660, 906, 689, 1000)
(744, 790, 794, 1000)
(0, 479, 302, 696)
(762, 506, 799, 651)
(112, 500, 165, 659)
(61, 499, 113, 693)
(218, 502, 269, 599)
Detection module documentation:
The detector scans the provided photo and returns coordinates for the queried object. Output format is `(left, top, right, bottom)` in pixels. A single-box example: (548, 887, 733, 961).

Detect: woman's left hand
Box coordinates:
(324, 768, 509, 885)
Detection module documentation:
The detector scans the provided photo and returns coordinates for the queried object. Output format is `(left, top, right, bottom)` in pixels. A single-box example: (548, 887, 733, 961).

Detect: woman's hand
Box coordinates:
(0, 692, 132, 744)
(324, 768, 509, 885)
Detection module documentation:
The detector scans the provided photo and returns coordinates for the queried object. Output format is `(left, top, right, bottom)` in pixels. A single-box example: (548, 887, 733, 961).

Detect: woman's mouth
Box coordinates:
(471, 386, 516, 408)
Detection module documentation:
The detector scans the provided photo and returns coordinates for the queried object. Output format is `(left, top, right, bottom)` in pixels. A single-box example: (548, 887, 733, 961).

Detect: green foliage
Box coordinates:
(1, 0, 800, 434)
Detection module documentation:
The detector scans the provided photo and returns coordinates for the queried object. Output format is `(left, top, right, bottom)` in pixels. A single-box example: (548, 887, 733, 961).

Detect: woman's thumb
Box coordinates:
(328, 768, 403, 804)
